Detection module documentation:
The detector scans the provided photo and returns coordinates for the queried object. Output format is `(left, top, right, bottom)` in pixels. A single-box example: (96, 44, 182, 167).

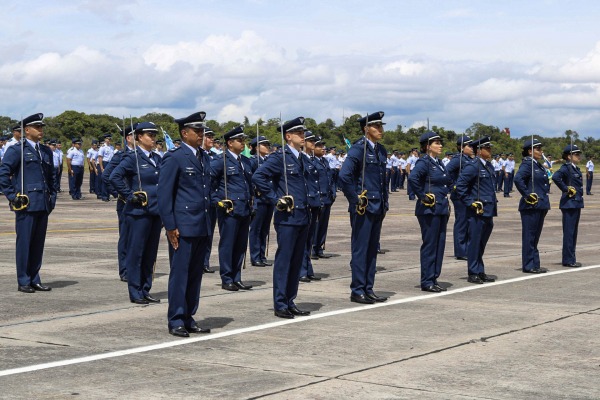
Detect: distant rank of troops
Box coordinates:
(0, 112, 594, 337)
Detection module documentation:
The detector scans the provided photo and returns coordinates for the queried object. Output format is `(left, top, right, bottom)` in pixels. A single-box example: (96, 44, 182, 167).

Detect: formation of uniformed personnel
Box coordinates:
(109, 122, 162, 304)
(66, 138, 85, 200)
(158, 111, 212, 337)
(455, 136, 497, 284)
(338, 111, 389, 304)
(0, 113, 56, 293)
(210, 125, 254, 291)
(514, 138, 550, 274)
(252, 116, 312, 319)
(551, 144, 584, 268)
(446, 135, 475, 260)
(249, 134, 274, 267)
(407, 131, 452, 292)
(311, 138, 335, 259)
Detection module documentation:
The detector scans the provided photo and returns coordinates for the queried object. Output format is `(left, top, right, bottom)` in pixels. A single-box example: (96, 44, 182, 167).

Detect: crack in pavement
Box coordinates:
(0, 335, 70, 347)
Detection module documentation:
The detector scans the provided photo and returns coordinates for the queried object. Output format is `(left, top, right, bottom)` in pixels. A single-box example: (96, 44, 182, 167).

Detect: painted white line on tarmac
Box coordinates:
(1, 264, 599, 377)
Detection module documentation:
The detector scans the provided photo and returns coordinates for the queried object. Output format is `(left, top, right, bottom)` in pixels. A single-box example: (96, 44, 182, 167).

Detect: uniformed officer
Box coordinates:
(66, 138, 85, 200)
(0, 113, 56, 293)
(406, 148, 419, 200)
(586, 155, 594, 195)
(54, 140, 64, 192)
(252, 116, 312, 318)
(158, 111, 212, 337)
(210, 125, 254, 291)
(3, 125, 21, 150)
(390, 151, 400, 191)
(97, 134, 115, 202)
(87, 140, 99, 194)
(514, 137, 550, 274)
(552, 144, 584, 268)
(201, 126, 217, 274)
(503, 153, 516, 197)
(455, 136, 497, 284)
(338, 111, 389, 304)
(324, 146, 341, 192)
(249, 134, 274, 267)
(153, 139, 165, 158)
(312, 138, 335, 259)
(407, 131, 453, 292)
(109, 122, 162, 304)
(446, 135, 475, 261)
(385, 153, 393, 192)
(496, 153, 506, 192)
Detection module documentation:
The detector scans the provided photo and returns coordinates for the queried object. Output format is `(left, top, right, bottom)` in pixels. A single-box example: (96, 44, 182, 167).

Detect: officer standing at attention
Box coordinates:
(210, 125, 254, 291)
(455, 136, 497, 284)
(109, 122, 162, 304)
(48, 140, 60, 191)
(324, 147, 341, 192)
(385, 153, 393, 193)
(87, 140, 99, 195)
(4, 124, 21, 150)
(66, 138, 85, 200)
(158, 112, 212, 337)
(0, 113, 56, 293)
(153, 139, 165, 158)
(338, 111, 389, 304)
(249, 134, 274, 267)
(514, 137, 550, 274)
(406, 148, 419, 200)
(446, 135, 475, 261)
(407, 131, 452, 292)
(312, 137, 335, 259)
(200, 126, 217, 274)
(390, 151, 400, 191)
(586, 155, 594, 195)
(97, 134, 115, 202)
(503, 153, 516, 197)
(496, 153, 506, 192)
(54, 141, 64, 192)
(252, 117, 312, 319)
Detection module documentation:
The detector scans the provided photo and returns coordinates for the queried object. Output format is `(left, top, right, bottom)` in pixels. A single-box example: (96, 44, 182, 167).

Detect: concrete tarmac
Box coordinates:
(0, 178, 599, 399)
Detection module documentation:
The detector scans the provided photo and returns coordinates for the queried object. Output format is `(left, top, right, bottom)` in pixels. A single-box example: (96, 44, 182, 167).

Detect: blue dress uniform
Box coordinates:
(210, 126, 254, 291)
(203, 148, 218, 273)
(514, 138, 550, 273)
(252, 117, 311, 318)
(312, 148, 335, 258)
(66, 138, 85, 200)
(338, 112, 389, 304)
(552, 145, 584, 267)
(407, 132, 453, 292)
(455, 136, 498, 283)
(109, 122, 162, 303)
(446, 136, 475, 260)
(249, 135, 274, 266)
(97, 136, 115, 201)
(0, 113, 56, 292)
(158, 111, 213, 337)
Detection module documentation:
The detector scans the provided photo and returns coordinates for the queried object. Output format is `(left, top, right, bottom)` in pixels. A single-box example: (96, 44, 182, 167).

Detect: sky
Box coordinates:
(2, 0, 600, 138)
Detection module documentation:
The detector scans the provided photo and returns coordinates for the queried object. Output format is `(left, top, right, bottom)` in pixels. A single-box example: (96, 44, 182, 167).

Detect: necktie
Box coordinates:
(238, 156, 244, 171)
(35, 143, 41, 159)
(148, 151, 155, 167)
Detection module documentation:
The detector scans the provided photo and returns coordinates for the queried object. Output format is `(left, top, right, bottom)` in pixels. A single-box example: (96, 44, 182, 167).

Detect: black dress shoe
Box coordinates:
(186, 323, 211, 334)
(308, 275, 321, 281)
(421, 285, 442, 293)
(251, 261, 266, 267)
(504, 195, 511, 198)
(455, 256, 468, 261)
(144, 294, 161, 303)
(32, 283, 52, 291)
(366, 292, 388, 302)
(467, 275, 484, 284)
(299, 276, 311, 283)
(18, 285, 35, 293)
(120, 275, 128, 282)
(478, 273, 495, 282)
(433, 284, 447, 292)
(377, 249, 386, 254)
(317, 253, 332, 259)
(562, 262, 582, 268)
(234, 281, 253, 290)
(222, 283, 239, 291)
(310, 254, 320, 260)
(523, 268, 548, 274)
(289, 306, 311, 316)
(274, 308, 294, 319)
(131, 298, 149, 305)
(261, 260, 273, 266)
(169, 326, 189, 338)
(203, 266, 215, 273)
(350, 294, 375, 304)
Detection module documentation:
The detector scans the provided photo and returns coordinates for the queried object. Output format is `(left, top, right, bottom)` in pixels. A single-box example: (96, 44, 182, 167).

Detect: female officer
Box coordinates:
(514, 137, 550, 274)
(110, 122, 162, 304)
(551, 144, 584, 268)
(407, 131, 452, 293)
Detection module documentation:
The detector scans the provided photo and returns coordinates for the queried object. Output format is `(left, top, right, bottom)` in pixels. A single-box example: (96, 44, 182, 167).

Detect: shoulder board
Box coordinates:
(240, 154, 250, 161)
(168, 147, 180, 152)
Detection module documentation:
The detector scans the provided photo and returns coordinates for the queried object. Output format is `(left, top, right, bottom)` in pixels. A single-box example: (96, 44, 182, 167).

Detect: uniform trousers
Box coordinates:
(95, 168, 102, 197)
(313, 202, 331, 255)
(89, 168, 96, 193)
(386, 169, 392, 191)
(273, 223, 308, 311)
(69, 165, 83, 199)
(116, 200, 128, 279)
(249, 202, 274, 263)
(587, 172, 593, 194)
(452, 199, 469, 258)
(467, 213, 494, 276)
(203, 206, 217, 268)
(217, 211, 251, 284)
(520, 209, 547, 271)
(125, 214, 162, 300)
(167, 235, 208, 329)
(349, 210, 383, 296)
(417, 214, 448, 288)
(15, 211, 48, 286)
(99, 161, 110, 200)
(300, 206, 321, 277)
(561, 208, 581, 265)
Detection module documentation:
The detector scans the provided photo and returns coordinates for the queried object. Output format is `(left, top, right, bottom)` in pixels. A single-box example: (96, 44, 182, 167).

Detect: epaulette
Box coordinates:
(169, 146, 181, 152)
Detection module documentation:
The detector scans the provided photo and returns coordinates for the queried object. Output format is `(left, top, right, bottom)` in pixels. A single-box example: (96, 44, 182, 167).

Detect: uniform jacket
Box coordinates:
(158, 145, 212, 237)
(552, 163, 584, 209)
(455, 158, 498, 217)
(407, 155, 452, 216)
(302, 153, 324, 208)
(250, 155, 272, 207)
(109, 147, 161, 216)
(338, 137, 388, 214)
(446, 154, 476, 201)
(252, 145, 309, 226)
(514, 157, 551, 211)
(314, 156, 334, 206)
(210, 151, 253, 218)
(0, 141, 56, 213)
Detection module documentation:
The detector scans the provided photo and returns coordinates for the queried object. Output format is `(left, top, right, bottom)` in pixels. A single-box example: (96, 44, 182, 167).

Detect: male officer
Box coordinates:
(173, 139, 181, 148)
(253, 117, 312, 319)
(338, 111, 389, 304)
(398, 152, 407, 189)
(97, 134, 114, 201)
(455, 136, 497, 284)
(249, 134, 274, 267)
(48, 140, 60, 191)
(158, 111, 212, 337)
(390, 151, 399, 191)
(503, 153, 516, 197)
(497, 153, 506, 192)
(385, 153, 393, 193)
(87, 140, 99, 194)
(210, 125, 254, 291)
(586, 155, 594, 195)
(200, 126, 217, 274)
(55, 140, 64, 192)
(66, 138, 85, 200)
(446, 135, 475, 260)
(324, 146, 341, 192)
(406, 148, 419, 200)
(0, 113, 56, 293)
(312, 137, 335, 259)
(4, 124, 21, 150)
